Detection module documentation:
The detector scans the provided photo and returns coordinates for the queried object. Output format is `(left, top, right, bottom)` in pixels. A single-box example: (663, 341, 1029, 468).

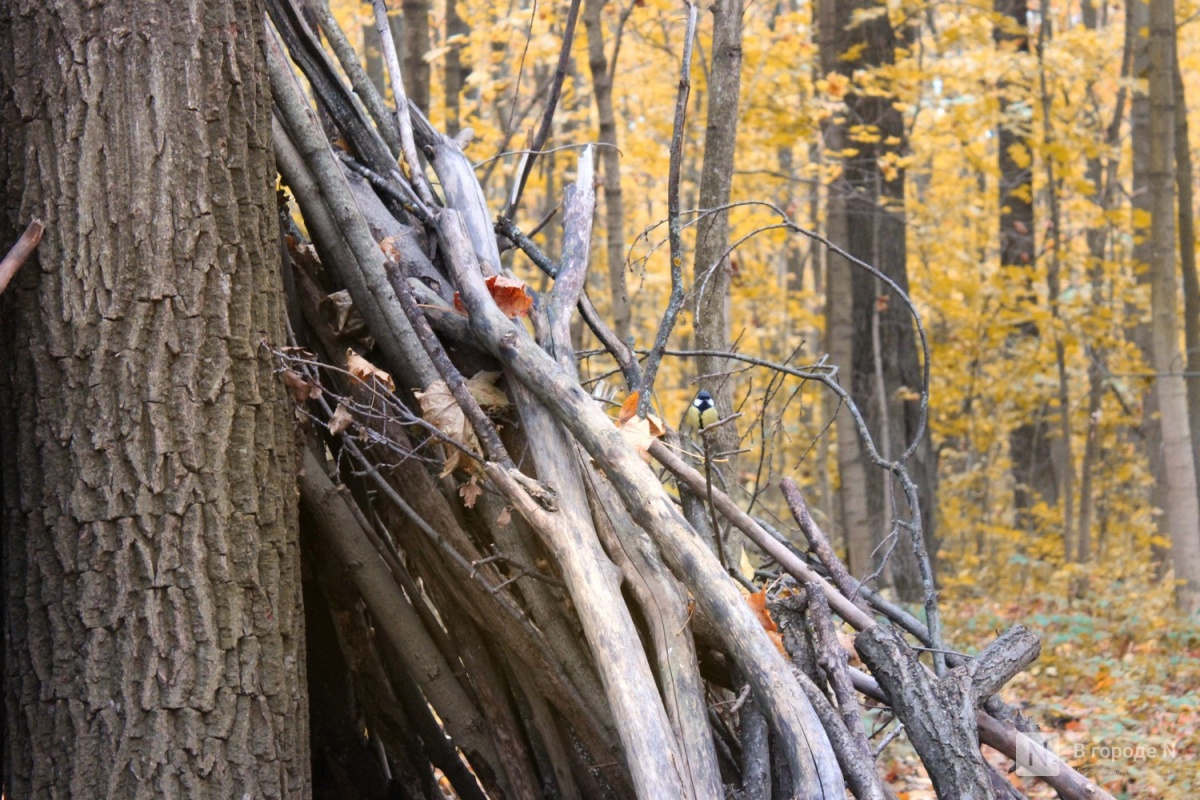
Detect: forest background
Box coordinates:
(315, 0, 1200, 792)
(2, 0, 1198, 794)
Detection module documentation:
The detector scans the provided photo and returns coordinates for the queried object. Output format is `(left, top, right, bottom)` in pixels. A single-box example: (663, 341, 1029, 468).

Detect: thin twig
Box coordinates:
(504, 0, 584, 216)
(638, 2, 698, 418)
(372, 0, 436, 206)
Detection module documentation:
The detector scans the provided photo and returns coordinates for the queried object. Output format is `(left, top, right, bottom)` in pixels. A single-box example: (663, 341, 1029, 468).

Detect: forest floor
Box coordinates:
(873, 581, 1200, 798)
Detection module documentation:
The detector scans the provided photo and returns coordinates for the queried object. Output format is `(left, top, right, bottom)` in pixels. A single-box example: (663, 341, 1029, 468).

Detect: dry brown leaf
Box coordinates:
(646, 413, 666, 438)
(466, 371, 509, 409)
(496, 506, 512, 526)
(346, 349, 395, 391)
(618, 391, 640, 424)
(487, 275, 533, 317)
(616, 415, 655, 463)
(414, 380, 478, 476)
(747, 590, 779, 633)
(455, 275, 534, 318)
(379, 235, 402, 262)
(328, 403, 354, 435)
(282, 370, 322, 403)
(459, 476, 483, 508)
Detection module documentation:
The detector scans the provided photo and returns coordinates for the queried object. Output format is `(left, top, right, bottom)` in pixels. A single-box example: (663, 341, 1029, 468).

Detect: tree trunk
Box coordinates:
(819, 0, 936, 599)
(402, 0, 431, 113)
(693, 0, 745, 562)
(0, 1, 309, 795)
(584, 0, 632, 344)
(1173, 49, 1200, 512)
(444, 0, 470, 134)
(1127, 0, 1171, 565)
(1147, 0, 1200, 613)
(995, 0, 1061, 540)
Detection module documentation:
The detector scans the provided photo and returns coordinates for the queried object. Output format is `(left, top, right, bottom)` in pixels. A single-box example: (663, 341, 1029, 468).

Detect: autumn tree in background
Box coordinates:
(1145, 0, 1200, 613)
(0, 0, 309, 795)
(819, 0, 936, 599)
(994, 0, 1059, 532)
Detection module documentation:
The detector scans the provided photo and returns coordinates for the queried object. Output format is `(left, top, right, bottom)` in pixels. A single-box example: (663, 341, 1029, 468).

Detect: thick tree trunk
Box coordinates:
(0, 1, 309, 796)
(1147, 0, 1200, 613)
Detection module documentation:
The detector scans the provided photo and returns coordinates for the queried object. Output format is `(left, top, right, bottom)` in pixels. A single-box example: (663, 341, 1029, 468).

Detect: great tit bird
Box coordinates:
(685, 390, 719, 430)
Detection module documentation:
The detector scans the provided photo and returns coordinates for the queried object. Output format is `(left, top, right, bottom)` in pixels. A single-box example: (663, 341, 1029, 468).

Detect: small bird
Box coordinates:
(684, 390, 719, 431)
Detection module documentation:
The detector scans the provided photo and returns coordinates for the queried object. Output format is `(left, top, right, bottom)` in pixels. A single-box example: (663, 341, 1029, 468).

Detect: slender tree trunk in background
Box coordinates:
(995, 0, 1059, 536)
(364, 14, 387, 95)
(403, 0, 431, 112)
(444, 0, 470, 134)
(1127, 0, 1170, 563)
(1173, 51, 1200, 508)
(1035, 15, 1077, 560)
(820, 0, 935, 599)
(692, 0, 745, 567)
(584, 0, 632, 343)
(1147, 0, 1200, 614)
(0, 0, 309, 795)
(1077, 0, 1129, 564)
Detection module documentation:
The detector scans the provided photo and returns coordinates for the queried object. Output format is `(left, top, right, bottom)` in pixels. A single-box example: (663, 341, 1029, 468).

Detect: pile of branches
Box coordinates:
(264, 2, 1110, 798)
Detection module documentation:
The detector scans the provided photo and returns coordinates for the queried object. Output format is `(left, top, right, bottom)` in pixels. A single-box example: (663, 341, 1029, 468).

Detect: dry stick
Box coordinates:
(371, 0, 435, 207)
(268, 45, 439, 390)
(638, 1, 699, 419)
(782, 479, 871, 613)
(650, 439, 878, 631)
(855, 624, 1042, 800)
(305, 0, 401, 154)
(485, 457, 689, 799)
(546, 146, 595, 375)
(800, 584, 886, 800)
(442, 208, 842, 798)
(584, 466, 723, 800)
(495, 216, 642, 390)
(414, 551, 544, 800)
(342, 437, 629, 782)
(391, 258, 512, 467)
(846, 647, 1112, 800)
(266, 0, 397, 183)
(298, 448, 499, 799)
(0, 219, 43, 296)
(503, 0, 585, 217)
(409, 105, 502, 274)
(701, 430, 728, 570)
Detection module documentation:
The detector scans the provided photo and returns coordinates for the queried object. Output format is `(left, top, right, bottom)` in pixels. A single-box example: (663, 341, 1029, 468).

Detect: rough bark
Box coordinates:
(1147, 0, 1200, 613)
(0, 1, 309, 795)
